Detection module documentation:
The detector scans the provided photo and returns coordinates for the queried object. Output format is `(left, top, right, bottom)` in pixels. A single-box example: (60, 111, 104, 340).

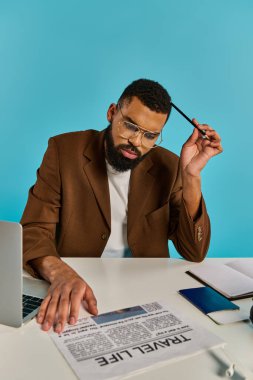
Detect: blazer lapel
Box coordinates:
(128, 155, 156, 239)
(82, 130, 111, 229)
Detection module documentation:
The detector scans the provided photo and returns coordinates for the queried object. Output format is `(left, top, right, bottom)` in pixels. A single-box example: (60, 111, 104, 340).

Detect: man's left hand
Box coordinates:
(180, 119, 223, 176)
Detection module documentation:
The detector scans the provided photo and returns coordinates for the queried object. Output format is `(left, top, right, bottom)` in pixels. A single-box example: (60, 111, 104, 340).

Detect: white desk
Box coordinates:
(1, 258, 253, 380)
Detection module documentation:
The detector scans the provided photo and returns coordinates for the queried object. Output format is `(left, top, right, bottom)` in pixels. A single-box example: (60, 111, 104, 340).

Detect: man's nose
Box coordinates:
(128, 132, 142, 147)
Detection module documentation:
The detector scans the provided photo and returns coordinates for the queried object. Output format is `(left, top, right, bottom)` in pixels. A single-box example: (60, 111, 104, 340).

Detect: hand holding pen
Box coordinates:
(171, 101, 223, 176)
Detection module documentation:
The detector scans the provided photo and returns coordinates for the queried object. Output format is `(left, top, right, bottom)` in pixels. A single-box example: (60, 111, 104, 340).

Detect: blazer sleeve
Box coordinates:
(168, 163, 211, 262)
(20, 138, 61, 277)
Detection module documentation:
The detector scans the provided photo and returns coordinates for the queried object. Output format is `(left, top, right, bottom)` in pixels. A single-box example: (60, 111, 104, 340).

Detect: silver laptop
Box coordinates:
(0, 221, 49, 327)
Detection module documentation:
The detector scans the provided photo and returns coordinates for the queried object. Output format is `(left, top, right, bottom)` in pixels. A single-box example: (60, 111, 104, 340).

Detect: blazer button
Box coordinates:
(197, 226, 203, 242)
(101, 233, 107, 240)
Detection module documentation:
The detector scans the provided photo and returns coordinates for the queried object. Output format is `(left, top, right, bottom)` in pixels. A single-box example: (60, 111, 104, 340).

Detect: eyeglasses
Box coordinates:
(117, 103, 163, 149)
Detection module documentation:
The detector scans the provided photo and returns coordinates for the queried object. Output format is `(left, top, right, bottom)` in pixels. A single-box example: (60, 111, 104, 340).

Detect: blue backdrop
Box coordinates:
(0, 0, 252, 258)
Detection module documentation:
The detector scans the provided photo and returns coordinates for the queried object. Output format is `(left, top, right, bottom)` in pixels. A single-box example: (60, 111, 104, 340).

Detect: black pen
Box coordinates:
(171, 102, 210, 140)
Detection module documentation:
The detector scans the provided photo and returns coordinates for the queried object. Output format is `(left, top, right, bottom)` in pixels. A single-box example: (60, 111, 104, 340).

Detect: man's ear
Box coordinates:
(107, 103, 117, 123)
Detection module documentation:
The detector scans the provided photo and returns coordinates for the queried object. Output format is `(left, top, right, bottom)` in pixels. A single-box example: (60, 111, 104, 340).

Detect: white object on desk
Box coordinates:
(208, 309, 249, 325)
(188, 260, 253, 299)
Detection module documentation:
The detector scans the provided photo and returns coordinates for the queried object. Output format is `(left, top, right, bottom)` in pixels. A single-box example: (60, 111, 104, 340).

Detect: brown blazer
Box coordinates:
(21, 129, 210, 276)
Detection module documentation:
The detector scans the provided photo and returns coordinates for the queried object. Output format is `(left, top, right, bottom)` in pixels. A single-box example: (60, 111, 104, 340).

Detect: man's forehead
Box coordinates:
(120, 96, 167, 132)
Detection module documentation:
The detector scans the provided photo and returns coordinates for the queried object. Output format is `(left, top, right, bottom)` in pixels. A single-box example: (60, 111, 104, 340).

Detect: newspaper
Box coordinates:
(50, 301, 224, 380)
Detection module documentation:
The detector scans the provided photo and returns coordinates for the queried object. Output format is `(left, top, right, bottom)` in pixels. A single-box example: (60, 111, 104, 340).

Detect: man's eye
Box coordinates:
(124, 122, 138, 133)
(144, 132, 157, 140)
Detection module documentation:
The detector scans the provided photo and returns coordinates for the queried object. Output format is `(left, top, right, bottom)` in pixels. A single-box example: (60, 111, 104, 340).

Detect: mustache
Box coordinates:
(117, 144, 141, 158)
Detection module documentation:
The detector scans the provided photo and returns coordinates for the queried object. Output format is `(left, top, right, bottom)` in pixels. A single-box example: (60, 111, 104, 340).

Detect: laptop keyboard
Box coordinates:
(22, 294, 43, 319)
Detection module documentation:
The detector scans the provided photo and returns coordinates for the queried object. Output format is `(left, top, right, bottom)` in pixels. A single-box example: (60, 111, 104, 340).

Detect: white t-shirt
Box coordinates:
(101, 161, 132, 258)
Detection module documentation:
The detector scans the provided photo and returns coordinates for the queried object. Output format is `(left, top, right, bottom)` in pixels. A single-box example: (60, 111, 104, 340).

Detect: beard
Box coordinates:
(104, 125, 148, 172)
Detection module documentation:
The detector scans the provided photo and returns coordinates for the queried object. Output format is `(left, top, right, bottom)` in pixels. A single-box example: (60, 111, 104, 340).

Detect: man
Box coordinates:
(21, 79, 222, 334)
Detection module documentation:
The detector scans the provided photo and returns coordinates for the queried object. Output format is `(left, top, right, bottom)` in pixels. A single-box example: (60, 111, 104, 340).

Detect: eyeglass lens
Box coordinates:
(119, 121, 161, 148)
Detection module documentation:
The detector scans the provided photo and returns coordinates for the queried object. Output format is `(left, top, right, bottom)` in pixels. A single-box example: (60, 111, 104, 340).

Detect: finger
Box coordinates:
(195, 129, 211, 144)
(193, 120, 216, 138)
(210, 142, 223, 153)
(54, 289, 71, 333)
(42, 292, 60, 331)
(192, 118, 200, 126)
(190, 120, 210, 141)
(200, 123, 214, 131)
(192, 119, 208, 133)
(36, 294, 52, 324)
(193, 119, 214, 131)
(199, 137, 223, 155)
(68, 287, 86, 325)
(85, 287, 98, 315)
(209, 141, 222, 147)
(205, 130, 221, 142)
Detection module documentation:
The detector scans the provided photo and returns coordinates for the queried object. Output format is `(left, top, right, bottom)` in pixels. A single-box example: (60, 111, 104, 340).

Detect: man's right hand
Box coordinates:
(30, 256, 98, 333)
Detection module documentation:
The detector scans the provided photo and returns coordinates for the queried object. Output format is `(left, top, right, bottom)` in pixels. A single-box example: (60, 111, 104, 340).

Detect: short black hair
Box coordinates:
(118, 79, 172, 121)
